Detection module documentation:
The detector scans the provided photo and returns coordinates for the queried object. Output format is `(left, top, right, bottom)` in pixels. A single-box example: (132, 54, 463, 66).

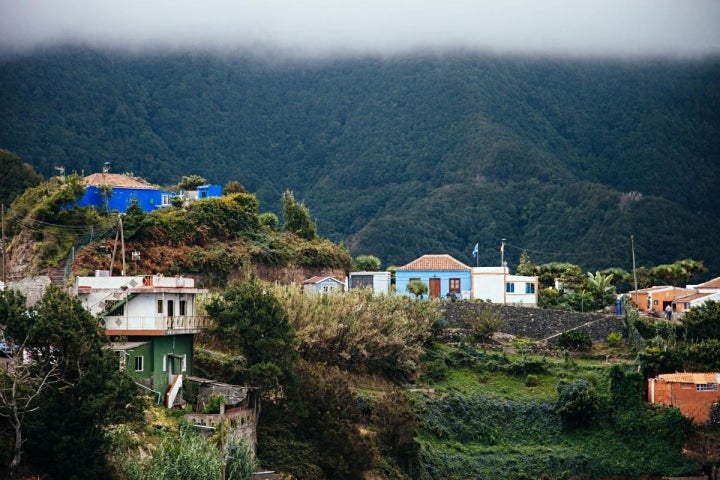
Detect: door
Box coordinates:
(429, 278, 441, 299)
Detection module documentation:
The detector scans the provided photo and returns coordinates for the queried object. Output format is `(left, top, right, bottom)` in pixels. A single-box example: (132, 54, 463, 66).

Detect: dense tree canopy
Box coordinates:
(1, 286, 140, 478)
(0, 50, 719, 275)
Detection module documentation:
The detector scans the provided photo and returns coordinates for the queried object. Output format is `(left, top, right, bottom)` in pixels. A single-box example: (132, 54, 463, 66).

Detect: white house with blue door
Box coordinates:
(396, 254, 472, 299)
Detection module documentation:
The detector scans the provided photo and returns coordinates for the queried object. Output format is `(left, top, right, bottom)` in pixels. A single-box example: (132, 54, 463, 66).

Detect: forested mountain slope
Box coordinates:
(1, 48, 719, 274)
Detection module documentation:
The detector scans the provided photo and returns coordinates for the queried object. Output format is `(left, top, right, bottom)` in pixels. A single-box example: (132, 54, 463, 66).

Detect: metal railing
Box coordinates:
(102, 315, 212, 331)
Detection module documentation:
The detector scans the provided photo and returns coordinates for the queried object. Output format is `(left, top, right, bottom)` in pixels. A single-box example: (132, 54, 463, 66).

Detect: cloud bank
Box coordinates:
(1, 0, 719, 58)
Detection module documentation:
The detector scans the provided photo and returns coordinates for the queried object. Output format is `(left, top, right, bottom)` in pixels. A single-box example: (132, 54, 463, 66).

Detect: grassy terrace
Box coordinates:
(407, 343, 699, 479)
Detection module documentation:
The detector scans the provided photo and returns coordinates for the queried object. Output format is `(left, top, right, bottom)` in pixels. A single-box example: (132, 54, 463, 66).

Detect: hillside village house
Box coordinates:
(648, 372, 720, 424)
(628, 275, 720, 316)
(302, 275, 344, 294)
(628, 286, 692, 316)
(78, 171, 222, 214)
(679, 275, 720, 313)
(395, 254, 538, 306)
(78, 172, 178, 214)
(396, 255, 472, 300)
(74, 273, 211, 407)
(472, 266, 538, 306)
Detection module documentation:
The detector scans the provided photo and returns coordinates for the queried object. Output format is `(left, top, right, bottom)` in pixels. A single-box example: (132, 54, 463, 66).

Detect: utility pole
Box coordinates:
(1, 204, 5, 283)
(501, 238, 507, 305)
(119, 214, 126, 276)
(631, 235, 638, 310)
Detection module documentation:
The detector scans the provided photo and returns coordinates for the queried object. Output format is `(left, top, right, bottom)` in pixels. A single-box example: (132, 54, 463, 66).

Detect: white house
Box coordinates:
(74, 273, 210, 406)
(471, 266, 538, 307)
(348, 271, 391, 295)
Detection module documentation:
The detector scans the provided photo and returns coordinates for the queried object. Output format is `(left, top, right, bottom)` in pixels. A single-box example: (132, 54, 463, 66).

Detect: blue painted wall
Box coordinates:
(197, 184, 222, 198)
(395, 269, 471, 299)
(79, 186, 176, 213)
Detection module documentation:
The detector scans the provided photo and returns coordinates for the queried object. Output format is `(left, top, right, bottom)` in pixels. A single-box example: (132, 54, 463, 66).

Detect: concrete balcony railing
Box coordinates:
(102, 315, 213, 333)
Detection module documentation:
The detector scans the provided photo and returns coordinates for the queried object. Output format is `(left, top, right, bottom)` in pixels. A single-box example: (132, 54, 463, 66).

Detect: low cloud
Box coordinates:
(1, 0, 719, 58)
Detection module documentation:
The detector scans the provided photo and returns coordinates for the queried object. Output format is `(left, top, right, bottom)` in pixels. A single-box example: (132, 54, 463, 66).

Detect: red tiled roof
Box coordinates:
(83, 173, 156, 189)
(397, 254, 470, 271)
(656, 373, 720, 384)
(695, 276, 720, 290)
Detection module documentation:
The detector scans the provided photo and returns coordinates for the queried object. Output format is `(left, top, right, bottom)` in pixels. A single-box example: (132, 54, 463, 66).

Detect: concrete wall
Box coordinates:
(441, 302, 623, 343)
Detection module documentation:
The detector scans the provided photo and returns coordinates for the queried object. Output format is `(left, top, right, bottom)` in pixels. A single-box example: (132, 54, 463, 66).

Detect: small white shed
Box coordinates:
(348, 271, 391, 295)
(302, 276, 345, 294)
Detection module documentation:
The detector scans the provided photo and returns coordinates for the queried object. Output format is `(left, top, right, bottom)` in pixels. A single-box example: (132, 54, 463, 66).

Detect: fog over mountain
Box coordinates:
(1, 0, 719, 58)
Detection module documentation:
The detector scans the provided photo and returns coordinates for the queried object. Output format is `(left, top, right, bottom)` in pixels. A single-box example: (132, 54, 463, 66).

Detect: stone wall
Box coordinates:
(441, 302, 624, 343)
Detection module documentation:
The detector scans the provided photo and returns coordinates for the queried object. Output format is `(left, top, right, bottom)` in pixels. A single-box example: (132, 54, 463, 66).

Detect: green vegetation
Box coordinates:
(1, 50, 719, 275)
(0, 149, 43, 207)
(0, 287, 141, 478)
(412, 348, 698, 479)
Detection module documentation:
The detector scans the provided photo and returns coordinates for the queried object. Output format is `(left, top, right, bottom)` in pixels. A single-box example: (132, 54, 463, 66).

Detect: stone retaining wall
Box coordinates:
(440, 302, 624, 343)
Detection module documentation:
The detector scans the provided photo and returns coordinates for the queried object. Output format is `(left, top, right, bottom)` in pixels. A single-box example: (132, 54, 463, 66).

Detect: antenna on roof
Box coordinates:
(54, 166, 65, 183)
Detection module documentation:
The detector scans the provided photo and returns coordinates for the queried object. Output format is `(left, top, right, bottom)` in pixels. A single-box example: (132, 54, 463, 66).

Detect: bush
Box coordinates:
(423, 358, 448, 382)
(708, 402, 720, 430)
(525, 374, 540, 387)
(466, 309, 505, 342)
(556, 379, 598, 428)
(606, 332, 622, 347)
(557, 330, 592, 351)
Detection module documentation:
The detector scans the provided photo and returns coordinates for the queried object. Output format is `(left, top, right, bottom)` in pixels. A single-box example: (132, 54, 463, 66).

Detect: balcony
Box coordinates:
(101, 315, 213, 335)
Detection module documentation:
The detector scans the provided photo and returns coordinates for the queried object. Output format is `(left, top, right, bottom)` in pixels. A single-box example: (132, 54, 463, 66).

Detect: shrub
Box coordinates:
(525, 374, 540, 387)
(203, 393, 225, 414)
(466, 309, 505, 342)
(708, 402, 720, 430)
(423, 358, 448, 382)
(556, 379, 598, 428)
(557, 330, 592, 351)
(606, 332, 622, 347)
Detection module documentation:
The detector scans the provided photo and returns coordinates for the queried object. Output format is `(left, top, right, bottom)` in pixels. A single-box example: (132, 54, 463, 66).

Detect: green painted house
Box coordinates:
(74, 274, 211, 406)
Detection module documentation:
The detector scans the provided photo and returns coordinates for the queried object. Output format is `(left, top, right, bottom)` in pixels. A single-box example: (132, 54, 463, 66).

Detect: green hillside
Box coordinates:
(1, 48, 719, 274)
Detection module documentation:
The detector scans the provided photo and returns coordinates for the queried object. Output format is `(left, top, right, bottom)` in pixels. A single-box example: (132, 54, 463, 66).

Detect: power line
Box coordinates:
(504, 241, 629, 258)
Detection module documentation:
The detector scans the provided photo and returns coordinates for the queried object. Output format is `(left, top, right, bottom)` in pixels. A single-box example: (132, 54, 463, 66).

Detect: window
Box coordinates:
(161, 194, 170, 206)
(134, 356, 144, 372)
(449, 278, 461, 293)
(506, 282, 515, 293)
(157, 299, 163, 314)
(179, 300, 187, 316)
(167, 300, 174, 317)
(409, 277, 420, 283)
(697, 383, 718, 392)
(525, 283, 535, 294)
(162, 355, 167, 372)
(182, 354, 187, 372)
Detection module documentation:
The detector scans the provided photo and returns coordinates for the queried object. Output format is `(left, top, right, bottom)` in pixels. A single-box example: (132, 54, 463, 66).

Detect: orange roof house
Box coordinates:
(648, 372, 720, 424)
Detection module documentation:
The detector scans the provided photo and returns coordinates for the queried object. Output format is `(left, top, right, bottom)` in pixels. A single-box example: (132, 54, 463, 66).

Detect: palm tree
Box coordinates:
(585, 271, 616, 310)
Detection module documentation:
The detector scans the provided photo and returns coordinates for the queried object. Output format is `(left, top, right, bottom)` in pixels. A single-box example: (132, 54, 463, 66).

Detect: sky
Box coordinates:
(1, 0, 719, 58)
